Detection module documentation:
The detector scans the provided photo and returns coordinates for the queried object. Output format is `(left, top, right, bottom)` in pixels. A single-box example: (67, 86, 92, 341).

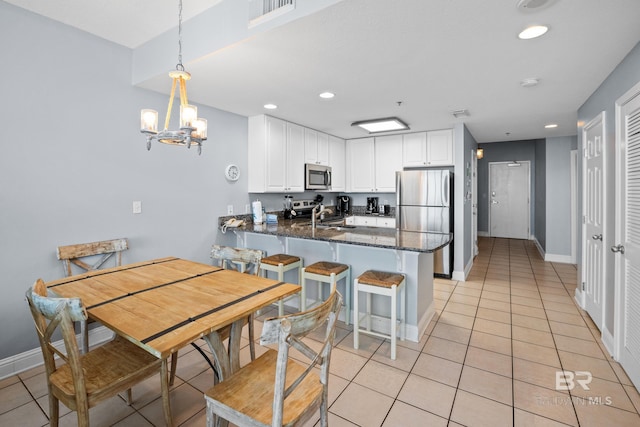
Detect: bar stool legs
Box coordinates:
(353, 270, 406, 360)
(259, 254, 303, 316)
(301, 262, 351, 325)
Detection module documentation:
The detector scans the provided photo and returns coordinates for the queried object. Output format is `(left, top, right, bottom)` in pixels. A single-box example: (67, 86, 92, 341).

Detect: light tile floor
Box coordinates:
(3, 237, 640, 426)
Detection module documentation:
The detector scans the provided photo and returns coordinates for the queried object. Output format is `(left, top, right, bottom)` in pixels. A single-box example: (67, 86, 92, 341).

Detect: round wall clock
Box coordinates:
(225, 164, 240, 181)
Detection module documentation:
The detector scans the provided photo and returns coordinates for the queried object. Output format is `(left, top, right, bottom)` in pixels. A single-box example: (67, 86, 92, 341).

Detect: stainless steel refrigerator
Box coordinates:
(396, 169, 454, 278)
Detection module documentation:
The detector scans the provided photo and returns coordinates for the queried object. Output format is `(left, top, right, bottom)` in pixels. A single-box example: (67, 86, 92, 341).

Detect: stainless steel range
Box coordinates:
(290, 199, 319, 218)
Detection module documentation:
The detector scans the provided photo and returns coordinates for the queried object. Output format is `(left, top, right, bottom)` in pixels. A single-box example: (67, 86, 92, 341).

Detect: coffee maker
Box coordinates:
(366, 197, 379, 214)
(336, 196, 351, 216)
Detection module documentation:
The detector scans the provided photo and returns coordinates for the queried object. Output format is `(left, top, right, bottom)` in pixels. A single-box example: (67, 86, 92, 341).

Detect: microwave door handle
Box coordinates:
(326, 170, 332, 186)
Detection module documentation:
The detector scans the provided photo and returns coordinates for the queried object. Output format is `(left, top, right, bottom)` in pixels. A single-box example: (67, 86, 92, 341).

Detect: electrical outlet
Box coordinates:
(245, 204, 250, 213)
(133, 201, 142, 214)
(227, 205, 234, 215)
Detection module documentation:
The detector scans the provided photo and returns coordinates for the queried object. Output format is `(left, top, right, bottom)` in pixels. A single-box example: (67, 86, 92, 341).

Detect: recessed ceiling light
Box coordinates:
(351, 117, 410, 133)
(545, 123, 558, 129)
(518, 25, 548, 39)
(263, 103, 278, 110)
(520, 78, 540, 87)
(319, 92, 335, 99)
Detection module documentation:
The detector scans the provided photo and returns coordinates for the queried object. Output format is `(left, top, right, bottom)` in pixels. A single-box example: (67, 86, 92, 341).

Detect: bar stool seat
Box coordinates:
(354, 270, 406, 360)
(301, 261, 351, 324)
(259, 254, 303, 316)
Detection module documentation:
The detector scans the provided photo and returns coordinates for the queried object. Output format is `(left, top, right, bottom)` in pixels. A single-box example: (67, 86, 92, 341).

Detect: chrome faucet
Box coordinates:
(311, 205, 333, 228)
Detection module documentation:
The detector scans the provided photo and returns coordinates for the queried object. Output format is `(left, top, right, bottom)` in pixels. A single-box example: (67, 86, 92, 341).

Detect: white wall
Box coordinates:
(0, 2, 251, 361)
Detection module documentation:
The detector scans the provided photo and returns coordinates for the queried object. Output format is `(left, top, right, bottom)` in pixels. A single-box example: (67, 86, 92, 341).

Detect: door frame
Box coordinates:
(471, 149, 478, 257)
(488, 161, 531, 239)
(570, 149, 578, 264)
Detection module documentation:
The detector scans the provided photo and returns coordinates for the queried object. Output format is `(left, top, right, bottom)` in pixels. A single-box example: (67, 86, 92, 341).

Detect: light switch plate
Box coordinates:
(133, 201, 142, 214)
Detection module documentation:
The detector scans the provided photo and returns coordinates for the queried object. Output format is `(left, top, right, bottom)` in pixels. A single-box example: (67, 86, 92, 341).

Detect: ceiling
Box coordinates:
(8, 0, 640, 142)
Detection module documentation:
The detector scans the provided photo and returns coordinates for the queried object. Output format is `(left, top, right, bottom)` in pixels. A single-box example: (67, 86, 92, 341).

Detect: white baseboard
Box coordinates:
(574, 287, 585, 310)
(544, 253, 574, 264)
(0, 326, 114, 380)
(477, 231, 489, 237)
(602, 327, 615, 359)
(533, 237, 545, 259)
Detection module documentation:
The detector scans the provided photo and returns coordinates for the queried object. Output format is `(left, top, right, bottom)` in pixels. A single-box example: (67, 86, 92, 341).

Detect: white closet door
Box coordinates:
(615, 83, 640, 390)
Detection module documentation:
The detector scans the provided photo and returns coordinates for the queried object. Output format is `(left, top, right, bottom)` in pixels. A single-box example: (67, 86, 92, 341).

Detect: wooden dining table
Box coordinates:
(45, 256, 300, 424)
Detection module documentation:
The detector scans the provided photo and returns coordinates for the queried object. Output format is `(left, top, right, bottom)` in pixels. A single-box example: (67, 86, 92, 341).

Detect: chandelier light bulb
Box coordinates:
(141, 109, 158, 133)
(180, 104, 198, 128)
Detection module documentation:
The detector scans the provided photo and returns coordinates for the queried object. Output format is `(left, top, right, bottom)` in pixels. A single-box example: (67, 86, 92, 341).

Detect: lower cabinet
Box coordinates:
(346, 216, 396, 228)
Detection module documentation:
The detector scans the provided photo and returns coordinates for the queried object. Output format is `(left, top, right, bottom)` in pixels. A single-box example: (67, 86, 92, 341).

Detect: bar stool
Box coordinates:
(301, 261, 351, 325)
(353, 270, 406, 360)
(259, 254, 303, 315)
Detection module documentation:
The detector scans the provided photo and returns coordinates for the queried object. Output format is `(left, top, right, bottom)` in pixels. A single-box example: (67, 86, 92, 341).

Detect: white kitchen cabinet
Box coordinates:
(346, 136, 402, 192)
(304, 129, 329, 165)
(346, 138, 375, 192)
(426, 129, 454, 166)
(374, 135, 403, 192)
(402, 132, 428, 167)
(328, 135, 346, 192)
(248, 115, 305, 193)
(346, 216, 395, 228)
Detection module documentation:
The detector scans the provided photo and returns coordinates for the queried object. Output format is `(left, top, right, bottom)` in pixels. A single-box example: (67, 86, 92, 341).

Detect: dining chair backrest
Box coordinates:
(210, 245, 263, 276)
(26, 279, 171, 426)
(205, 290, 343, 427)
(57, 238, 129, 277)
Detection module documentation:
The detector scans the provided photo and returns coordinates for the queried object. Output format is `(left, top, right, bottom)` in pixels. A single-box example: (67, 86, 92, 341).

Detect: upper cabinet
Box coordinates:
(346, 135, 403, 192)
(248, 115, 305, 192)
(402, 129, 454, 167)
(249, 115, 344, 193)
(328, 135, 346, 192)
(304, 129, 329, 165)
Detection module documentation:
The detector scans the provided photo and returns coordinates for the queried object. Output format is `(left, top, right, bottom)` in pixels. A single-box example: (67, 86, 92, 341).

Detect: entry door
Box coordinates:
(489, 161, 530, 239)
(582, 112, 606, 331)
(614, 83, 640, 389)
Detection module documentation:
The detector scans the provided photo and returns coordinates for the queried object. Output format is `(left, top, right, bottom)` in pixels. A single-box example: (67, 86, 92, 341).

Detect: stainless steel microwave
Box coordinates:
(305, 163, 332, 190)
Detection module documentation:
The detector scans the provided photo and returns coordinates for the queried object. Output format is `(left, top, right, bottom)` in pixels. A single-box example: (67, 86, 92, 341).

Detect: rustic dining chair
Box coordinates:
(204, 290, 343, 427)
(26, 279, 172, 427)
(169, 245, 264, 385)
(56, 237, 129, 353)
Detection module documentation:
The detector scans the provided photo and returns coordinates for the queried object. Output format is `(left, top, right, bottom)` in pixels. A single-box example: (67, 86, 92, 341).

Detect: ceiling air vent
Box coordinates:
(249, 0, 295, 27)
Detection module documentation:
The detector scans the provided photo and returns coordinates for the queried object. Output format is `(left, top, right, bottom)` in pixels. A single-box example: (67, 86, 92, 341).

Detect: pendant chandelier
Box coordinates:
(140, 0, 207, 155)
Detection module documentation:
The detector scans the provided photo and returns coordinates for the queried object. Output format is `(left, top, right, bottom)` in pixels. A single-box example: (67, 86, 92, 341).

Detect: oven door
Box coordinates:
(305, 164, 332, 190)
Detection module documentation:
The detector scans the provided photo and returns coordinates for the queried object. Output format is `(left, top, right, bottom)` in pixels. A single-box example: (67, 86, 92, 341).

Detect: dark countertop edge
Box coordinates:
(233, 223, 452, 254)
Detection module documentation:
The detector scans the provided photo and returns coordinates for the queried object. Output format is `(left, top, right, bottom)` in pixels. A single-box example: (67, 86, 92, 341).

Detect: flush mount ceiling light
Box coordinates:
(516, 0, 551, 10)
(263, 103, 278, 110)
(140, 0, 207, 155)
(319, 92, 335, 99)
(518, 25, 548, 39)
(451, 109, 470, 118)
(351, 117, 410, 133)
(545, 123, 558, 129)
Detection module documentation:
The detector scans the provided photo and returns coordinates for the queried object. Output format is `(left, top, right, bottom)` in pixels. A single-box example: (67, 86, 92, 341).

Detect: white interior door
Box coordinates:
(614, 83, 640, 389)
(489, 161, 530, 239)
(582, 112, 606, 331)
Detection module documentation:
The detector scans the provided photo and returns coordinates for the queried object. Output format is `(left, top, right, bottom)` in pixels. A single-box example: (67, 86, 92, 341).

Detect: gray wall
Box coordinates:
(535, 140, 547, 250)
(545, 136, 577, 256)
(577, 41, 640, 338)
(457, 124, 476, 276)
(0, 2, 251, 360)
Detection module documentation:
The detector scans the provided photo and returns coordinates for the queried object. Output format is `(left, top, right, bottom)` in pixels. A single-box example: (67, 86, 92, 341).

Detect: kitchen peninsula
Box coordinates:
(224, 218, 451, 342)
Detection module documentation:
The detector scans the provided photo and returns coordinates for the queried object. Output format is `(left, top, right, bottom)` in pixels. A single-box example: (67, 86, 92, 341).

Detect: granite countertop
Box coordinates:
(226, 217, 451, 253)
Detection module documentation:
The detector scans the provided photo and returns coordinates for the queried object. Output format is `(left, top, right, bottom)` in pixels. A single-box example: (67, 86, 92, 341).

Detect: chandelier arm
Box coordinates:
(180, 77, 188, 106)
(164, 78, 178, 131)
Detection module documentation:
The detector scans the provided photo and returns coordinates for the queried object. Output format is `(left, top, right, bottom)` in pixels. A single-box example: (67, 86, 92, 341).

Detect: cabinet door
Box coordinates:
(286, 123, 305, 192)
(265, 116, 287, 192)
(426, 129, 454, 166)
(303, 128, 318, 164)
(374, 135, 403, 192)
(317, 132, 329, 165)
(403, 132, 428, 167)
(347, 138, 375, 192)
(377, 217, 396, 228)
(354, 216, 377, 227)
(328, 135, 346, 192)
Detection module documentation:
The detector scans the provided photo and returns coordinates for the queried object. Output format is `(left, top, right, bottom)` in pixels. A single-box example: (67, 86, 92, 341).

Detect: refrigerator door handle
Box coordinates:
(442, 174, 450, 207)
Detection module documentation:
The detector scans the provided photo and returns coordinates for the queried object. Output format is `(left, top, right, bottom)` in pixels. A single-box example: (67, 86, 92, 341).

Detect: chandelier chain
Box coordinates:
(177, 0, 184, 71)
